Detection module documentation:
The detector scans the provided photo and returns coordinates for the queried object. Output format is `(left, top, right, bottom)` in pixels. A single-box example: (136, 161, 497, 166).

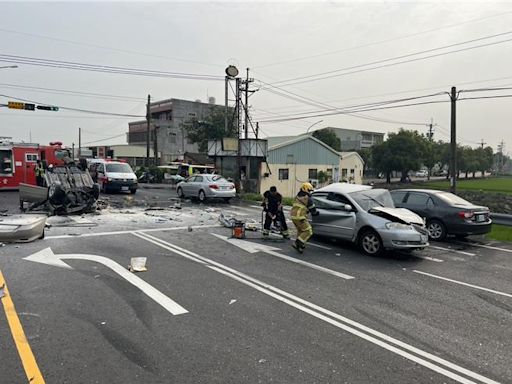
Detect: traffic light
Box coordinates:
(7, 101, 25, 110)
(36, 105, 59, 111)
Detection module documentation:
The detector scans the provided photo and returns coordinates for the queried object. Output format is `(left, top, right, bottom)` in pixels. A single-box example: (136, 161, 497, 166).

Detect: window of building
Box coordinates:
(341, 168, 348, 179)
(25, 153, 38, 162)
(308, 168, 318, 179)
(278, 168, 289, 180)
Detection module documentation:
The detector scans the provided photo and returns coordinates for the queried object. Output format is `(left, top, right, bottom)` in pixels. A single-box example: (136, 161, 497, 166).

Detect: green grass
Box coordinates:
(414, 177, 512, 195)
(486, 224, 512, 242)
(241, 193, 263, 202)
(240, 193, 294, 206)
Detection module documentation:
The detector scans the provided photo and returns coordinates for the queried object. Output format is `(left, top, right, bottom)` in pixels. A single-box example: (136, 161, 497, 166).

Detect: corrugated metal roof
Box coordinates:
(267, 135, 340, 165)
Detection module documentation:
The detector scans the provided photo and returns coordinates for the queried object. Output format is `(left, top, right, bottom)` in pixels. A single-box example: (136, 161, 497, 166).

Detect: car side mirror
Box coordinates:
(343, 204, 352, 211)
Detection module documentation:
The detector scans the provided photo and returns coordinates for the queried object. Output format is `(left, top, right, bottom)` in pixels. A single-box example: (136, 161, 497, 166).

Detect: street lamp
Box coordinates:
(306, 120, 323, 134)
(0, 65, 18, 69)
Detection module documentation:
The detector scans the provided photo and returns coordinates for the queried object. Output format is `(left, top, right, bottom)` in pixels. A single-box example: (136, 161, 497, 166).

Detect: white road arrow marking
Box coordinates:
(23, 248, 188, 316)
(211, 234, 355, 280)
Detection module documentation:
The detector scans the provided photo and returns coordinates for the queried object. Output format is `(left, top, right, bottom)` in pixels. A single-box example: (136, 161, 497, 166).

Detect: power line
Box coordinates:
(254, 10, 512, 68)
(0, 82, 145, 101)
(82, 133, 126, 145)
(0, 93, 146, 117)
(258, 100, 449, 124)
(263, 33, 512, 88)
(0, 53, 224, 81)
(0, 28, 224, 68)
(458, 94, 512, 101)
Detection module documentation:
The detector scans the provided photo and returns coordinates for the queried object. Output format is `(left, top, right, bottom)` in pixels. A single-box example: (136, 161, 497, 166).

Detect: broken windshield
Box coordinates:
(349, 189, 395, 211)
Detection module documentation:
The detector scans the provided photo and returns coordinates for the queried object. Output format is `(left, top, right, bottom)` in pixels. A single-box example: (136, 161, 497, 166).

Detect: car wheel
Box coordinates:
(130, 189, 137, 195)
(426, 219, 446, 241)
(359, 229, 383, 256)
(177, 187, 184, 198)
(198, 190, 206, 202)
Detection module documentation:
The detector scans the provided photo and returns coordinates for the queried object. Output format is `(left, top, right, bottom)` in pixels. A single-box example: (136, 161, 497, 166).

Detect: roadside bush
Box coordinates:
(282, 197, 294, 206)
(241, 193, 263, 202)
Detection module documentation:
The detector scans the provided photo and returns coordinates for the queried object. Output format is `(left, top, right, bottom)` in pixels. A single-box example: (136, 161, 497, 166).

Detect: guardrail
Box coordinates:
(491, 213, 512, 226)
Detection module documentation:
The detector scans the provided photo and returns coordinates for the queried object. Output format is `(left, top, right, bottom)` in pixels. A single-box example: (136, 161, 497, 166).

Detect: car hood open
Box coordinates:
(369, 207, 424, 225)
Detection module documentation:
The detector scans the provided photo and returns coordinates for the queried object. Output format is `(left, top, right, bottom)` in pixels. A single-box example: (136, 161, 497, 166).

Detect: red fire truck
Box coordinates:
(0, 138, 70, 190)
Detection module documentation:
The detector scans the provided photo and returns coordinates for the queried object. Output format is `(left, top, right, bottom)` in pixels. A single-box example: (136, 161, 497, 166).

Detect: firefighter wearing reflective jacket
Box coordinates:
(35, 160, 45, 187)
(290, 182, 319, 253)
(262, 186, 289, 239)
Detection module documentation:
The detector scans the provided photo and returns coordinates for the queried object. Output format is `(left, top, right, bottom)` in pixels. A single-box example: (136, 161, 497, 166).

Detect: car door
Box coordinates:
(312, 192, 356, 240)
(181, 176, 195, 195)
(185, 175, 202, 196)
(403, 192, 433, 220)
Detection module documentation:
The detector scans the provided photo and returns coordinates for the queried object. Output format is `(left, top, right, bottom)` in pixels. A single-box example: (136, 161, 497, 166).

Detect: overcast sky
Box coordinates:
(0, 1, 511, 153)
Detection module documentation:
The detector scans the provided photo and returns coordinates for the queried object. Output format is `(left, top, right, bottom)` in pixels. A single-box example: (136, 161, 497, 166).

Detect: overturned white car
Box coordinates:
(311, 183, 429, 256)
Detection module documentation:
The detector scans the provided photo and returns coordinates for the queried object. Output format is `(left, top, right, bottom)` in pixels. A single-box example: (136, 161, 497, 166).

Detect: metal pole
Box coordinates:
(225, 77, 229, 134)
(78, 127, 81, 158)
(146, 94, 151, 167)
(236, 77, 241, 186)
(245, 68, 249, 139)
(450, 87, 457, 194)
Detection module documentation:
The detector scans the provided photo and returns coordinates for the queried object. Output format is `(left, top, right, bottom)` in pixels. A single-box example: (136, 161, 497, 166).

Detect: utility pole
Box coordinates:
(449, 87, 457, 194)
(255, 122, 259, 139)
(480, 139, 487, 149)
(72, 143, 75, 160)
(235, 77, 242, 185)
(78, 127, 81, 158)
(497, 140, 505, 174)
(428, 118, 434, 142)
(146, 94, 151, 167)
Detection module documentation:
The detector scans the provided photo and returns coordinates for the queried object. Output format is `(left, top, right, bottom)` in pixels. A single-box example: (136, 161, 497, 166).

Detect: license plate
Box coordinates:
(221, 186, 229, 190)
(475, 214, 486, 222)
(121, 186, 129, 191)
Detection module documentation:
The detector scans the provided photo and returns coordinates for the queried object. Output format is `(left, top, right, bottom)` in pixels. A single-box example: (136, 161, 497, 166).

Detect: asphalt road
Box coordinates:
(1, 188, 511, 384)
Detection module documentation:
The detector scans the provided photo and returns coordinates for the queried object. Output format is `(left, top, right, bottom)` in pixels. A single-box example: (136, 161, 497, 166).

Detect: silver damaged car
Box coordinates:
(311, 183, 429, 256)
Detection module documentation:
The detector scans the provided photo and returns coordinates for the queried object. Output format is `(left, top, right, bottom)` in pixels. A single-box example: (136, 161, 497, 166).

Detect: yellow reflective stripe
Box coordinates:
(291, 215, 306, 220)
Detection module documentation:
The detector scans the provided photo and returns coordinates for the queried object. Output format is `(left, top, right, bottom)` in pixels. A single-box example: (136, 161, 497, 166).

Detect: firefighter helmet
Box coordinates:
(300, 182, 314, 193)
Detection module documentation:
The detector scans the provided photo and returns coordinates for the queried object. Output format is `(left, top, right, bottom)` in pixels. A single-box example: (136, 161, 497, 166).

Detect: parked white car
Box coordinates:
(177, 174, 235, 203)
(415, 170, 428, 177)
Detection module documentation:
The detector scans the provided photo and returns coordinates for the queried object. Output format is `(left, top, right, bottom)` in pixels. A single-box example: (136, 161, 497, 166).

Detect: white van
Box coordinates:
(88, 159, 138, 194)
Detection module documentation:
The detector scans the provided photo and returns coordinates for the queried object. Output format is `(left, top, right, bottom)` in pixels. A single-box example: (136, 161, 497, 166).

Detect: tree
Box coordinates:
(312, 128, 341, 151)
(357, 148, 372, 175)
(372, 129, 427, 183)
(423, 140, 442, 180)
(182, 107, 236, 153)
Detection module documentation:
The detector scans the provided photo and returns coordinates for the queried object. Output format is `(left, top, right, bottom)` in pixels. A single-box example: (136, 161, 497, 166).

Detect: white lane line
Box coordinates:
(415, 255, 444, 263)
(212, 234, 353, 280)
(134, 232, 498, 384)
(430, 245, 475, 257)
(413, 270, 512, 299)
(45, 224, 221, 239)
(457, 242, 512, 254)
(289, 237, 332, 250)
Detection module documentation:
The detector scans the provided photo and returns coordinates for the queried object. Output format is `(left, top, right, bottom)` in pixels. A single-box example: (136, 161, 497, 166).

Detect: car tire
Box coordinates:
(130, 189, 137, 195)
(198, 190, 206, 203)
(177, 187, 184, 198)
(426, 219, 447, 241)
(358, 229, 383, 256)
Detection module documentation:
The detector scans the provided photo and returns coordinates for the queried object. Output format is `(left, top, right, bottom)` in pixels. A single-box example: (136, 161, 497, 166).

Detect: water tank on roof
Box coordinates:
(208, 97, 216, 104)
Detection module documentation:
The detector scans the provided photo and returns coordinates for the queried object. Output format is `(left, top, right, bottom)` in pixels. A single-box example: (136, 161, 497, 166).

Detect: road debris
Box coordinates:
(128, 257, 147, 272)
(0, 215, 47, 243)
(229, 299, 237, 305)
(0, 284, 5, 299)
